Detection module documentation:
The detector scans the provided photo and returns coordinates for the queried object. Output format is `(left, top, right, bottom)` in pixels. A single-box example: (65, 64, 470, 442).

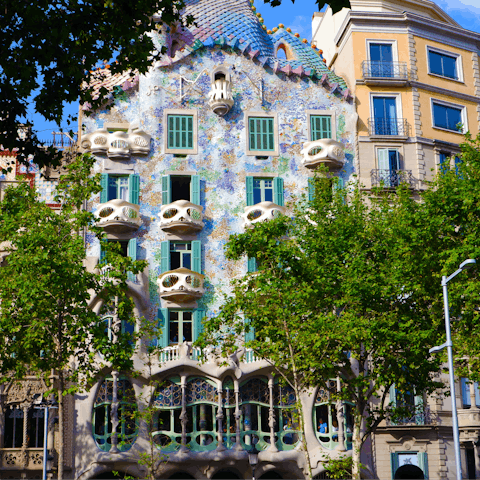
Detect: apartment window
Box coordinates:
(310, 115, 332, 140)
(100, 238, 137, 281)
(389, 384, 425, 425)
(161, 174, 200, 204)
(461, 378, 480, 408)
(103, 315, 135, 341)
(164, 110, 198, 154)
(246, 176, 284, 206)
(160, 240, 201, 273)
(368, 42, 394, 77)
(428, 47, 460, 80)
(100, 173, 140, 204)
(4, 406, 45, 448)
(371, 95, 402, 136)
(156, 308, 206, 347)
(245, 113, 278, 156)
(391, 452, 429, 480)
(432, 100, 466, 133)
(92, 377, 137, 452)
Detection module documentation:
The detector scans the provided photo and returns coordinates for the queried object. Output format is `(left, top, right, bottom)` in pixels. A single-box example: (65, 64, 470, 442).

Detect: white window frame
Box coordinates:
(245, 111, 279, 157)
(431, 98, 467, 134)
(375, 146, 401, 171)
(307, 110, 336, 141)
(426, 46, 463, 83)
(164, 109, 198, 155)
(366, 39, 399, 63)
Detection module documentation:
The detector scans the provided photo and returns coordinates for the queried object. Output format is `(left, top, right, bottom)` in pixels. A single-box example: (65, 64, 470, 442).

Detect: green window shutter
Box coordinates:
(162, 175, 171, 205)
(249, 117, 274, 151)
(192, 240, 201, 273)
(193, 309, 206, 341)
(191, 175, 201, 205)
(311, 115, 332, 140)
(249, 118, 257, 151)
(414, 391, 424, 425)
(127, 238, 137, 282)
(161, 241, 170, 273)
(245, 318, 255, 343)
(308, 178, 315, 202)
(168, 115, 194, 150)
(390, 384, 397, 407)
(128, 174, 140, 205)
(390, 453, 399, 480)
(247, 257, 257, 273)
(100, 174, 109, 203)
(100, 244, 106, 264)
(157, 308, 169, 348)
(378, 148, 389, 170)
(273, 177, 284, 207)
(418, 452, 429, 479)
(246, 176, 254, 206)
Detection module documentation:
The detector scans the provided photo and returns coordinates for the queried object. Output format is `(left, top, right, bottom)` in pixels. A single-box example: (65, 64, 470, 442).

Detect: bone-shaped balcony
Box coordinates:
(157, 268, 205, 303)
(300, 138, 345, 170)
(95, 199, 142, 234)
(242, 201, 286, 228)
(208, 79, 234, 116)
(159, 200, 204, 235)
(81, 128, 151, 159)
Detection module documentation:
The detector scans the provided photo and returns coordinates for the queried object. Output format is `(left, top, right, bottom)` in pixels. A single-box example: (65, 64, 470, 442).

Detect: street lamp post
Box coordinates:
(248, 444, 259, 480)
(429, 258, 476, 480)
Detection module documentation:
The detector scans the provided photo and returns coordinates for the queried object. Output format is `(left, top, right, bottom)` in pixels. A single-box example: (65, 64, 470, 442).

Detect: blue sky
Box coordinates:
(30, 0, 480, 139)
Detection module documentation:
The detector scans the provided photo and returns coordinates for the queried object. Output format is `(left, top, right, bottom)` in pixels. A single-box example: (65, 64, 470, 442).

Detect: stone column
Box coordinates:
(470, 381, 478, 409)
(216, 379, 225, 451)
(110, 372, 119, 453)
(21, 405, 29, 467)
(336, 377, 345, 451)
(234, 379, 242, 451)
(268, 377, 278, 452)
(180, 375, 188, 452)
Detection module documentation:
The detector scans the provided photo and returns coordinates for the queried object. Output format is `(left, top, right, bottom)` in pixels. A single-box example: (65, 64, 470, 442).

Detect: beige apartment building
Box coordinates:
(313, 1, 480, 479)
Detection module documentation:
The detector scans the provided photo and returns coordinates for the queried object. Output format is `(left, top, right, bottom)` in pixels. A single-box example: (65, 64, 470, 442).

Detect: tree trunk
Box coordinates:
(351, 410, 363, 480)
(57, 374, 64, 480)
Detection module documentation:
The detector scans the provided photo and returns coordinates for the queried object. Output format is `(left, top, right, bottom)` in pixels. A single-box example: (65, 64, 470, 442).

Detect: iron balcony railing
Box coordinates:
(371, 169, 417, 189)
(385, 407, 434, 426)
(368, 118, 410, 137)
(362, 61, 409, 80)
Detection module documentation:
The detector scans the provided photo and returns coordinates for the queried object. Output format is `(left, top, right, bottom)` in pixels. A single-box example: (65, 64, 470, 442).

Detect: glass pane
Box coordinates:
(429, 51, 444, 76)
(443, 54, 457, 79)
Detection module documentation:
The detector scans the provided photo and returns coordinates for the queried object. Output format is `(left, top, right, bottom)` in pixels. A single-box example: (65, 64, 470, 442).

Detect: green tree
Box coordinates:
(199, 174, 444, 479)
(0, 153, 146, 479)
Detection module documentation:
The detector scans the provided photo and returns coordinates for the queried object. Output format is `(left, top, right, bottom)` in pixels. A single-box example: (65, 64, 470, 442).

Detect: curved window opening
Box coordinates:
(212, 470, 242, 479)
(273, 383, 300, 450)
(239, 376, 271, 450)
(276, 44, 288, 60)
(221, 376, 236, 449)
(168, 473, 196, 480)
(185, 377, 218, 451)
(259, 472, 283, 479)
(92, 377, 137, 452)
(214, 72, 226, 82)
(152, 377, 183, 452)
(313, 387, 353, 450)
(395, 465, 424, 479)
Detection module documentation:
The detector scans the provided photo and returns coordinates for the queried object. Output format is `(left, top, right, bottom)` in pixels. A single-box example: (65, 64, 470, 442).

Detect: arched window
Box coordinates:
(273, 383, 300, 450)
(276, 45, 287, 60)
(221, 376, 236, 449)
(313, 386, 353, 450)
(4, 405, 45, 448)
(152, 377, 183, 452)
(239, 377, 270, 450)
(185, 377, 218, 451)
(92, 377, 137, 452)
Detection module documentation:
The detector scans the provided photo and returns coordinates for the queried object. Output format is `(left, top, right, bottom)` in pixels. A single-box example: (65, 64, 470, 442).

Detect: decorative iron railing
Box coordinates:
(385, 407, 434, 426)
(362, 61, 408, 80)
(368, 118, 410, 136)
(371, 169, 417, 189)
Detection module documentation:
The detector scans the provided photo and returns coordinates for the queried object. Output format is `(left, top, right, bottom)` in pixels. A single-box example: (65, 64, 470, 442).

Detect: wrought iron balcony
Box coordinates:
(95, 199, 142, 233)
(368, 118, 410, 137)
(300, 138, 345, 170)
(242, 201, 286, 228)
(157, 267, 205, 303)
(362, 61, 408, 81)
(371, 169, 417, 189)
(385, 407, 434, 426)
(159, 200, 204, 235)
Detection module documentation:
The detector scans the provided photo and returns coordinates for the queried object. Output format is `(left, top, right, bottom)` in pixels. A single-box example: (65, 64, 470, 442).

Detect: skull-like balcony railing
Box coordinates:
(95, 199, 142, 234)
(242, 201, 286, 228)
(208, 79, 234, 116)
(157, 268, 205, 303)
(81, 128, 151, 159)
(300, 138, 345, 170)
(159, 200, 204, 235)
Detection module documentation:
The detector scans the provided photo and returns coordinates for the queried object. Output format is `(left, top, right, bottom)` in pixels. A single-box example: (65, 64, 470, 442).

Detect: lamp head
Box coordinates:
(460, 259, 476, 271)
(248, 444, 259, 466)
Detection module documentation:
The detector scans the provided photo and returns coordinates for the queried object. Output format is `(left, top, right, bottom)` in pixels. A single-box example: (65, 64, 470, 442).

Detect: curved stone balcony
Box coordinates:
(208, 79, 234, 116)
(242, 201, 286, 228)
(95, 199, 142, 233)
(157, 268, 205, 303)
(300, 138, 345, 170)
(159, 200, 204, 235)
(81, 128, 151, 159)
